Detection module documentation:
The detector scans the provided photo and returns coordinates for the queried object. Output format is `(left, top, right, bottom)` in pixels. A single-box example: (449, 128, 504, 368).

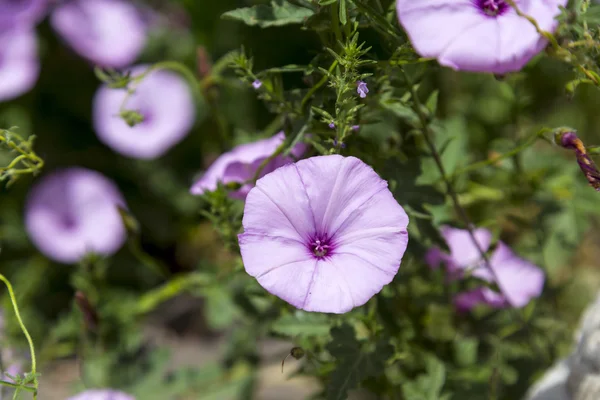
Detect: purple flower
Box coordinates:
(252, 79, 262, 89)
(328, 122, 335, 129)
(0, 28, 39, 102)
(238, 155, 409, 314)
(555, 130, 600, 192)
(50, 0, 146, 68)
(0, 0, 47, 31)
(396, 0, 567, 74)
(426, 226, 544, 310)
(67, 390, 135, 400)
(25, 167, 127, 264)
(93, 65, 196, 159)
(190, 132, 306, 200)
(356, 81, 369, 98)
(351, 125, 360, 131)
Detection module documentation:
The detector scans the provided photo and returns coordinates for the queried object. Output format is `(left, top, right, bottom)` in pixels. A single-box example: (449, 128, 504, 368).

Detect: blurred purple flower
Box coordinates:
(190, 132, 306, 200)
(67, 390, 135, 400)
(396, 0, 567, 73)
(426, 226, 544, 310)
(252, 79, 262, 89)
(351, 125, 360, 131)
(93, 65, 196, 159)
(328, 122, 335, 129)
(50, 0, 146, 68)
(356, 81, 369, 98)
(25, 167, 127, 264)
(0, 0, 47, 31)
(0, 28, 39, 102)
(238, 155, 409, 313)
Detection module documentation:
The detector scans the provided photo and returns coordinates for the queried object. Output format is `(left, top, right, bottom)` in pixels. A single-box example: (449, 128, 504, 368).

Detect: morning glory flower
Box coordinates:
(93, 64, 196, 159)
(50, 0, 147, 68)
(190, 132, 306, 200)
(238, 155, 409, 314)
(252, 79, 262, 89)
(396, 0, 568, 74)
(25, 167, 127, 264)
(426, 226, 545, 309)
(67, 390, 135, 400)
(0, 0, 47, 31)
(357, 81, 369, 98)
(0, 28, 39, 102)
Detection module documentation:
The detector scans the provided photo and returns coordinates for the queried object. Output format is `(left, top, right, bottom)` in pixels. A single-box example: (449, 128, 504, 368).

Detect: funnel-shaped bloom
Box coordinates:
(67, 390, 135, 400)
(25, 168, 127, 263)
(190, 132, 306, 200)
(0, 28, 39, 102)
(396, 0, 567, 74)
(0, 0, 47, 31)
(50, 0, 146, 68)
(426, 226, 544, 310)
(238, 155, 409, 314)
(93, 65, 196, 159)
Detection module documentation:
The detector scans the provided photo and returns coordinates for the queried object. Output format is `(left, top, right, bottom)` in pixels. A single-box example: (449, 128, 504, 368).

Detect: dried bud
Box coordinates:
(281, 346, 305, 373)
(554, 129, 600, 192)
(196, 46, 212, 78)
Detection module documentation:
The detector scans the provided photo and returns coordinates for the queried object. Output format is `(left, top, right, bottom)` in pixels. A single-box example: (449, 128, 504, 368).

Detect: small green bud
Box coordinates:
(119, 110, 145, 127)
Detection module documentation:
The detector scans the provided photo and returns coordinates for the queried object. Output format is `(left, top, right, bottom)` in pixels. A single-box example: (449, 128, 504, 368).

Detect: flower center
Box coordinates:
(476, 0, 510, 17)
(311, 237, 332, 258)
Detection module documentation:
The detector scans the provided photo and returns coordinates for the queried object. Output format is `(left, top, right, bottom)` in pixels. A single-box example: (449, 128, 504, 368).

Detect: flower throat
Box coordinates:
(477, 0, 510, 17)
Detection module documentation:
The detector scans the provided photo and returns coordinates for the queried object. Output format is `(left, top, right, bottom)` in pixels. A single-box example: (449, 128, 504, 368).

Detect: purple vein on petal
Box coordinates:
(334, 226, 404, 247)
(256, 258, 312, 279)
(239, 232, 305, 246)
(331, 259, 356, 307)
(301, 259, 320, 309)
(319, 162, 344, 233)
(334, 251, 396, 276)
(328, 185, 388, 240)
(256, 185, 308, 240)
(438, 19, 490, 60)
(293, 163, 318, 232)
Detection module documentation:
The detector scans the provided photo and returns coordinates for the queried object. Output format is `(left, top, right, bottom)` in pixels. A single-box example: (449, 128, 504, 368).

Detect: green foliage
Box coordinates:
(1, 0, 600, 399)
(326, 324, 393, 400)
(221, 1, 314, 28)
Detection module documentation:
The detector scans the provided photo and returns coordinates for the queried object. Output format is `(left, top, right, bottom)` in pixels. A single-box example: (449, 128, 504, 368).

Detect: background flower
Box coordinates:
(0, 28, 39, 102)
(0, 0, 47, 31)
(67, 389, 135, 400)
(190, 132, 306, 200)
(93, 65, 196, 159)
(238, 155, 409, 313)
(25, 167, 127, 263)
(396, 0, 568, 73)
(426, 226, 544, 310)
(50, 0, 146, 67)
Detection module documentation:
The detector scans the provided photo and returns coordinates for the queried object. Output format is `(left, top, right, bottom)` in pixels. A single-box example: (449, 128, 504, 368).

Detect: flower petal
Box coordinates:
(441, 225, 492, 272)
(490, 242, 544, 308)
(241, 163, 315, 241)
(396, 1, 483, 59)
(93, 65, 196, 159)
(454, 287, 507, 311)
(51, 0, 146, 68)
(0, 29, 39, 102)
(295, 155, 393, 235)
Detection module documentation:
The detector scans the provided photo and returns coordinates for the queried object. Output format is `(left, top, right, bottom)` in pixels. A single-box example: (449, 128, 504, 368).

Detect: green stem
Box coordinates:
(450, 127, 553, 179)
(300, 60, 338, 110)
(0, 381, 35, 392)
(0, 274, 38, 400)
(331, 2, 343, 43)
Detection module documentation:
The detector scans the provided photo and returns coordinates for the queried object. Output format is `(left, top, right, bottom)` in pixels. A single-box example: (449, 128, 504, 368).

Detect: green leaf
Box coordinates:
(271, 311, 331, 338)
(339, 0, 347, 25)
(453, 337, 479, 367)
(423, 304, 456, 342)
(326, 324, 393, 400)
(402, 355, 447, 400)
(221, 0, 314, 28)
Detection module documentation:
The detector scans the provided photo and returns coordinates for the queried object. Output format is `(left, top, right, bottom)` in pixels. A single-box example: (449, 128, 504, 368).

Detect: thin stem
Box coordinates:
(450, 127, 553, 179)
(401, 70, 501, 284)
(0, 274, 38, 399)
(0, 381, 35, 392)
(300, 60, 338, 110)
